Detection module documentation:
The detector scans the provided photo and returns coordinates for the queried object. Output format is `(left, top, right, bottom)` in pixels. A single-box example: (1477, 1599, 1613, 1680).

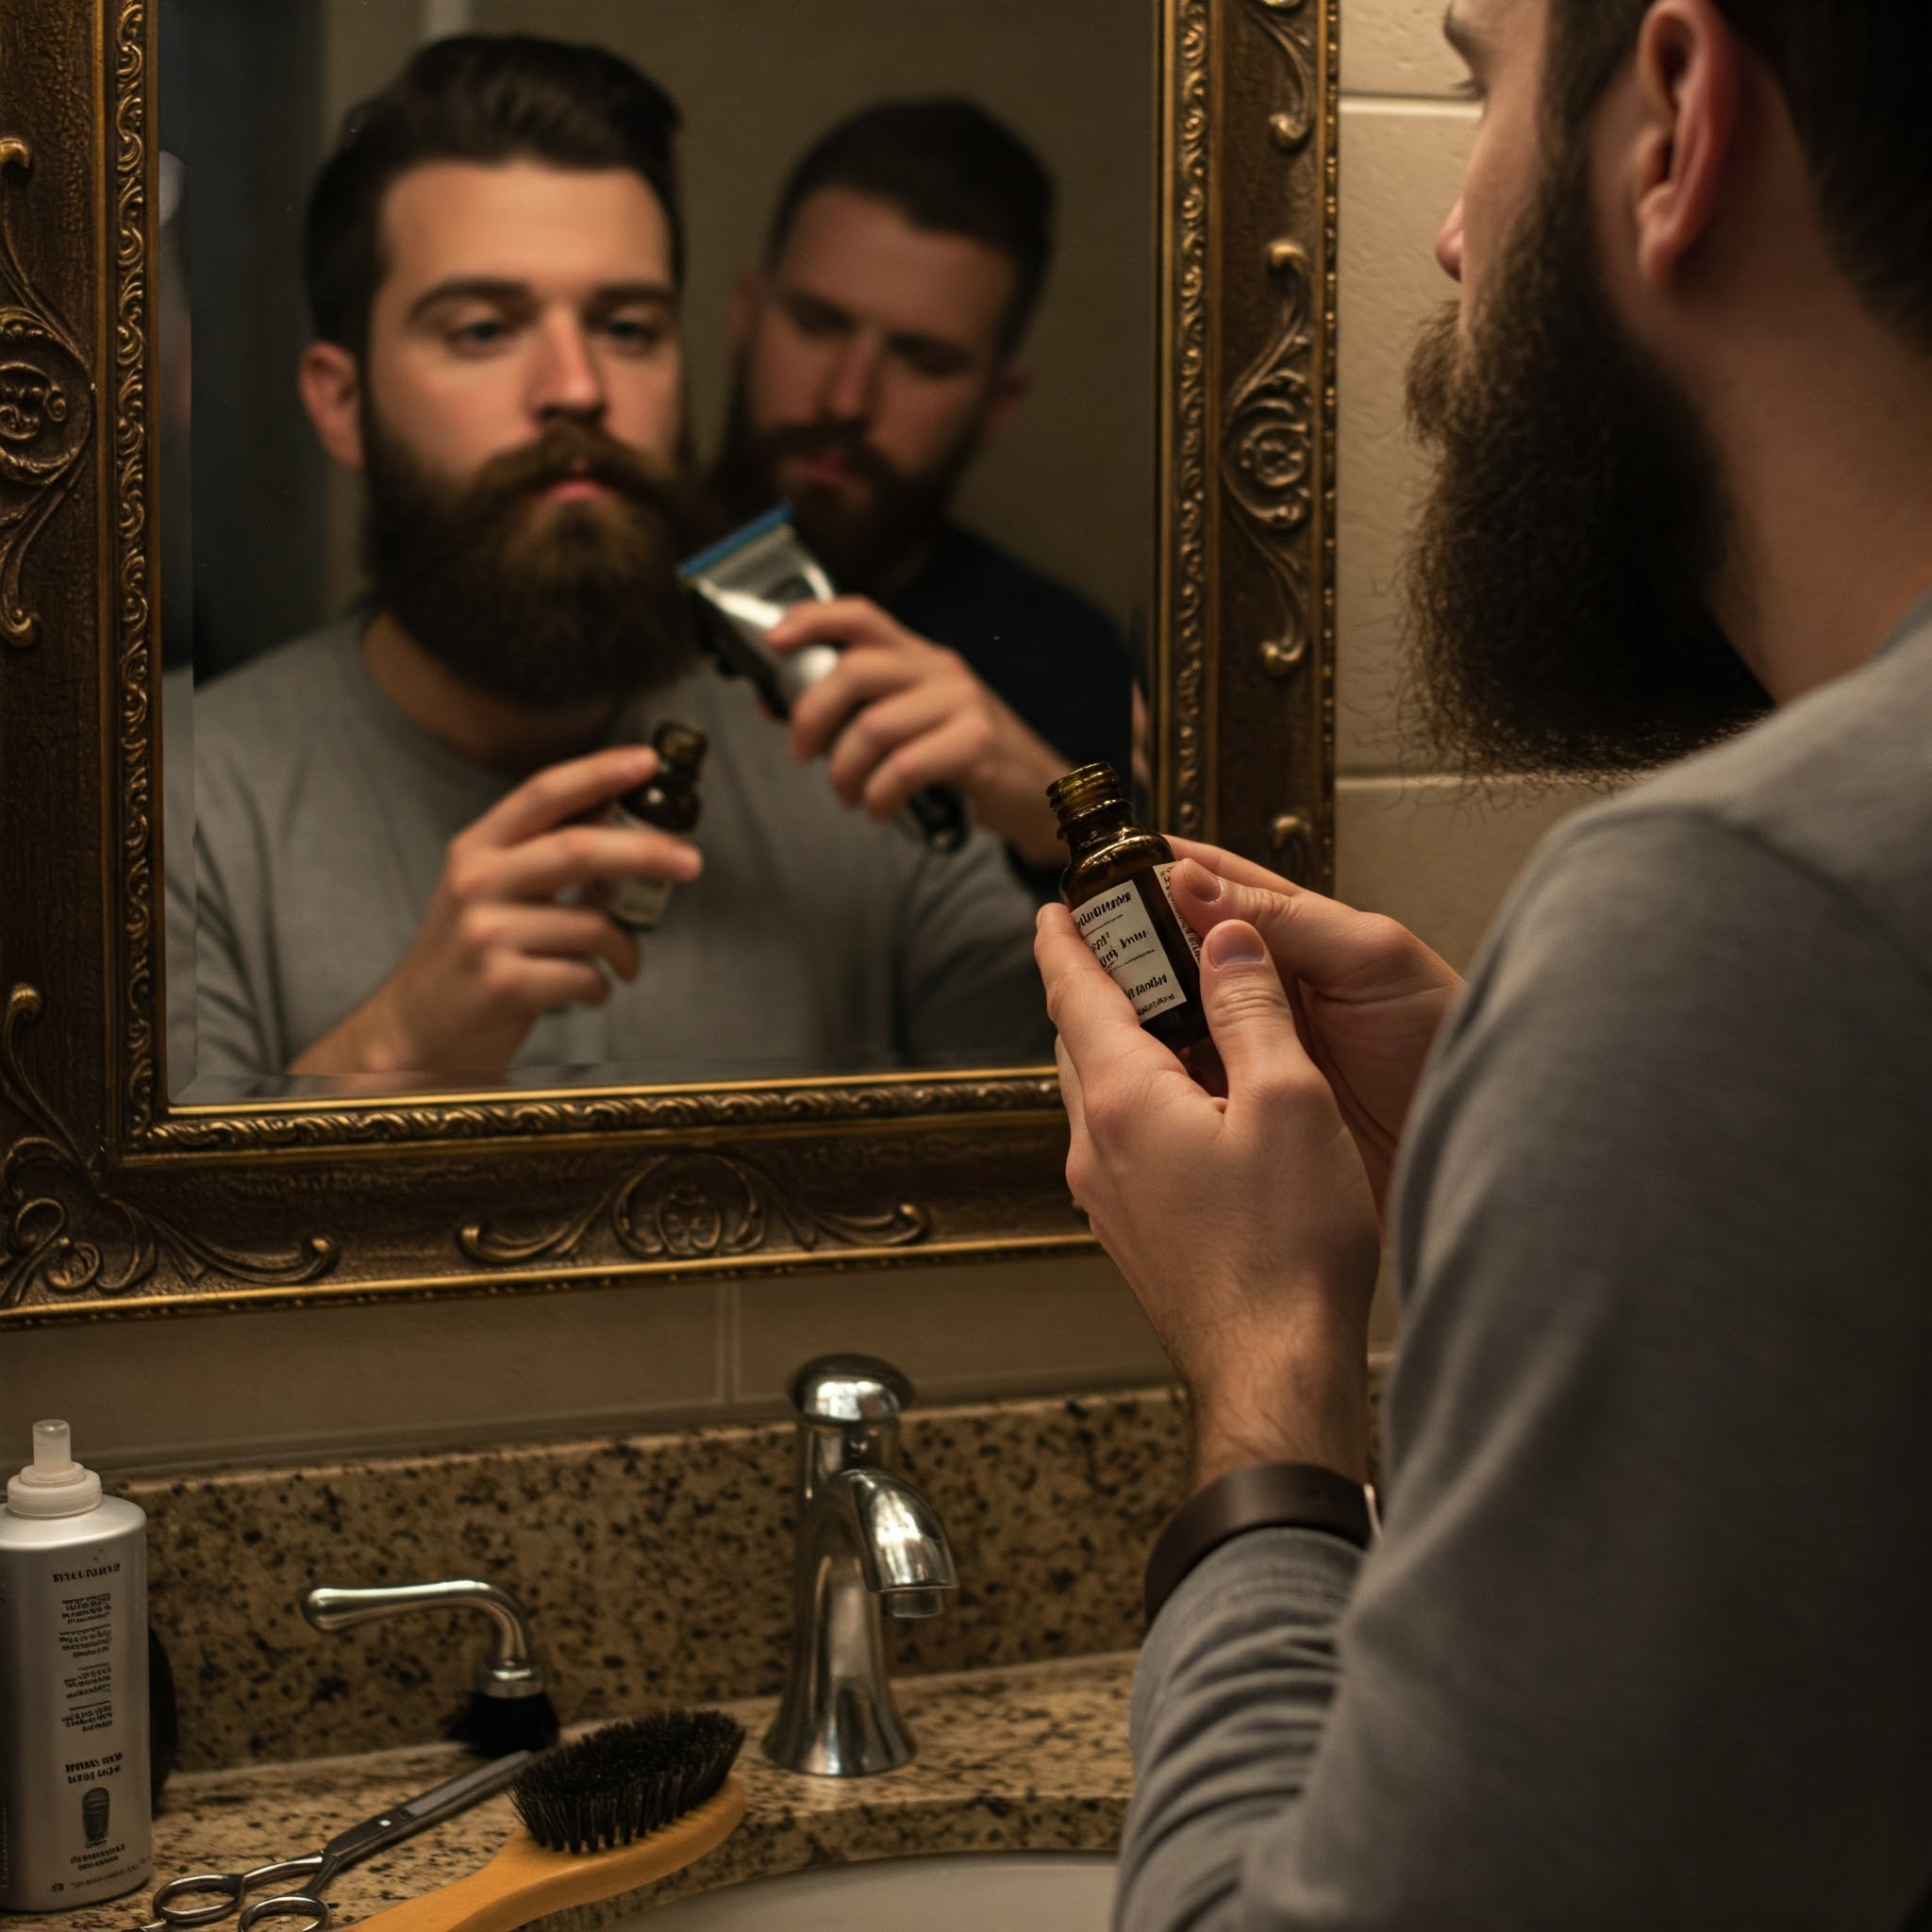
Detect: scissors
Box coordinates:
(136, 1749, 532, 1932)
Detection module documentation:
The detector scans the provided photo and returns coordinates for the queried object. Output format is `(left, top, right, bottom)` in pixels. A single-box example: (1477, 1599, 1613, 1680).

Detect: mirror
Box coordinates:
(158, 0, 1157, 1100)
(0, 0, 1334, 1323)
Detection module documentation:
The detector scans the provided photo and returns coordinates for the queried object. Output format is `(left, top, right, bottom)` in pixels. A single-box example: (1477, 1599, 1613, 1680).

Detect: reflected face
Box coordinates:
(351, 161, 703, 708)
(722, 187, 1020, 586)
(362, 159, 683, 488)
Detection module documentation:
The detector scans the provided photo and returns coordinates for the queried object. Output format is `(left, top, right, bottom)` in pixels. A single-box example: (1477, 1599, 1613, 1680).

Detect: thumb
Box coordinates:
(1199, 919, 1311, 1095)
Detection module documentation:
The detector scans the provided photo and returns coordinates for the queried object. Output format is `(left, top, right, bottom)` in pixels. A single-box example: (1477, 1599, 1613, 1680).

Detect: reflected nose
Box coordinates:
(820, 334, 882, 425)
(1435, 195, 1466, 283)
(530, 314, 607, 425)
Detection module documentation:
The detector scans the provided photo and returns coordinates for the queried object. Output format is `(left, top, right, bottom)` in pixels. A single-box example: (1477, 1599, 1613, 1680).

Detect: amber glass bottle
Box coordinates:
(1047, 762, 1208, 1052)
(599, 721, 708, 932)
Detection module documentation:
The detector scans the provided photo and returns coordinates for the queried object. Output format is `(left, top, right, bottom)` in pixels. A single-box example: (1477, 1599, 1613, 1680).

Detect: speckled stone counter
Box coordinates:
(49, 1653, 1136, 1931)
(126, 1387, 1191, 1772)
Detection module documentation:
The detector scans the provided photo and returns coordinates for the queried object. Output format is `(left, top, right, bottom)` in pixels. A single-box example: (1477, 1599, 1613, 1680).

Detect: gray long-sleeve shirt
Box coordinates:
(182, 622, 1052, 1089)
(1120, 590, 1932, 1929)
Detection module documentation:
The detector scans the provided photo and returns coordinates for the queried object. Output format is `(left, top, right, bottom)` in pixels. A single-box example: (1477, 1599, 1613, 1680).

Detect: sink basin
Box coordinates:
(621, 1852, 1118, 1928)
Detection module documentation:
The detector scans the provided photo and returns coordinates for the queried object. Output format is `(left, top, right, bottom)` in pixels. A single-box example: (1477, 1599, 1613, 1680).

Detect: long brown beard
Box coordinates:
(362, 414, 714, 708)
(1401, 145, 1769, 780)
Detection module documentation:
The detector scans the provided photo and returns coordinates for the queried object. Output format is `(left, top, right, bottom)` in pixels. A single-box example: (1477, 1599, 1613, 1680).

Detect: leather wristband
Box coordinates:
(1143, 1461, 1373, 1626)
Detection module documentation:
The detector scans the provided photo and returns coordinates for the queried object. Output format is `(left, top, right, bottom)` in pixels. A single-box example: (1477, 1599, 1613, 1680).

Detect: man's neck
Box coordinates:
(1702, 302, 1932, 706)
(360, 610, 619, 777)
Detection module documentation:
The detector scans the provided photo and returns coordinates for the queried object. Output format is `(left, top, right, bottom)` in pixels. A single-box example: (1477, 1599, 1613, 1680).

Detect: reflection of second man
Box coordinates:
(712, 101, 1139, 875)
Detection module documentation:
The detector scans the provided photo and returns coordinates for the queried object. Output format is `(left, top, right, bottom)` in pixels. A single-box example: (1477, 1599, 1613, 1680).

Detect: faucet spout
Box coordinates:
(761, 1356, 957, 1777)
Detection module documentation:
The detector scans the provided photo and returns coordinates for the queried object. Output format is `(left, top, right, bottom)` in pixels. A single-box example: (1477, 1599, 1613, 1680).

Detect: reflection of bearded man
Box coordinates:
(361, 414, 711, 708)
(1403, 142, 1771, 780)
(711, 373, 980, 593)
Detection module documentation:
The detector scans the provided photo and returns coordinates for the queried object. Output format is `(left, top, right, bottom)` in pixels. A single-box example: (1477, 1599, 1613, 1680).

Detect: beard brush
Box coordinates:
(350, 1707, 747, 1932)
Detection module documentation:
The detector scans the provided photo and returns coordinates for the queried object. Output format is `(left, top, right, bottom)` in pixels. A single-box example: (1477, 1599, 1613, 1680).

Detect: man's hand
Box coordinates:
(289, 744, 702, 1080)
(1163, 841, 1464, 1217)
(767, 598, 1066, 865)
(1038, 903, 1381, 1488)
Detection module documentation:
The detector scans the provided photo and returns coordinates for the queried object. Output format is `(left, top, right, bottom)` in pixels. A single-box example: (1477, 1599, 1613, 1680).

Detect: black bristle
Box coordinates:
(445, 1689, 562, 1756)
(510, 1707, 744, 1854)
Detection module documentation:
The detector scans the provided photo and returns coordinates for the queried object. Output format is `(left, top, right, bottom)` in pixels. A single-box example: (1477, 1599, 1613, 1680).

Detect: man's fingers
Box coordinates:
(1164, 836, 1303, 899)
(1168, 858, 1449, 1000)
(471, 743, 659, 848)
(1197, 920, 1324, 1110)
(1035, 904, 1178, 1083)
(481, 823, 701, 904)
(765, 595, 903, 653)
(789, 643, 954, 764)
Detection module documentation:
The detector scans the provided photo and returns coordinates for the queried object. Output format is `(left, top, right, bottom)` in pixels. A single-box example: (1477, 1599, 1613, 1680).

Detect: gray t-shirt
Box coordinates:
(186, 622, 1053, 1086)
(1120, 591, 1932, 1928)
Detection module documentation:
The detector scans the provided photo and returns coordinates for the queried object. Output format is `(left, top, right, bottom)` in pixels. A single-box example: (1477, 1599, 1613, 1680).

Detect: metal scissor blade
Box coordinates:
(311, 1748, 533, 1874)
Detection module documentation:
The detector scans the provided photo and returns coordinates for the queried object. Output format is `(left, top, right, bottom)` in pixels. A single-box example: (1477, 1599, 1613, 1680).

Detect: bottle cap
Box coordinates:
(7, 1418, 104, 1517)
(653, 720, 709, 770)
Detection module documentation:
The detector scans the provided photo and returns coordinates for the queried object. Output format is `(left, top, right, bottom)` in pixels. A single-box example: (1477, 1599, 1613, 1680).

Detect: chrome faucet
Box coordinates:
(762, 1354, 957, 1777)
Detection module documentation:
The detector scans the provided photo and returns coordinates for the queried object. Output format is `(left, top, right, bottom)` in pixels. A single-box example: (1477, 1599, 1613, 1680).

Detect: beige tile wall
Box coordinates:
(1, 0, 1600, 1474)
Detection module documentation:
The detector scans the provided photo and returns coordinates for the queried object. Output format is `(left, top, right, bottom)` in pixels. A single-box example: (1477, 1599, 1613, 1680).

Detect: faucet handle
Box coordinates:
(787, 1354, 915, 1424)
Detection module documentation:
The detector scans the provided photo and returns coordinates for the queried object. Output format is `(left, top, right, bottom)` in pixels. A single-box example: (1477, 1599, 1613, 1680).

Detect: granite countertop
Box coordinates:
(54, 1653, 1136, 1931)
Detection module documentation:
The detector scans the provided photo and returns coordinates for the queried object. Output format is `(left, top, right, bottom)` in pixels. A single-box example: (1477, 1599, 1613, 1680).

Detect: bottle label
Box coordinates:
(1151, 862, 1205, 961)
(600, 872, 674, 932)
(599, 803, 675, 931)
(1074, 870, 1193, 1020)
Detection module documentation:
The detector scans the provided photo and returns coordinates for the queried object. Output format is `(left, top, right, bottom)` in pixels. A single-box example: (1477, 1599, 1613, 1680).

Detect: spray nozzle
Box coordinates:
(7, 1418, 103, 1517)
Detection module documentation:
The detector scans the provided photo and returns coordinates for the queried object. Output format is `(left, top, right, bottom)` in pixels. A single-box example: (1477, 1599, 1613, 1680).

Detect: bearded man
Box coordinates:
(1037, 0, 1932, 1923)
(189, 35, 1050, 1087)
(711, 99, 1139, 879)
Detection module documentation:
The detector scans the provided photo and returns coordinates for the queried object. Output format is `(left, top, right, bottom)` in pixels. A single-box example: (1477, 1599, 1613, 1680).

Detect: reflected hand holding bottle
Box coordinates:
(287, 743, 702, 1081)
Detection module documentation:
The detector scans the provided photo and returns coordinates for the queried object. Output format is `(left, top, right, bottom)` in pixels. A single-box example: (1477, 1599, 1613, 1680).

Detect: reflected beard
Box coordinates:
(1400, 144, 1770, 780)
(361, 414, 709, 709)
(710, 370, 978, 591)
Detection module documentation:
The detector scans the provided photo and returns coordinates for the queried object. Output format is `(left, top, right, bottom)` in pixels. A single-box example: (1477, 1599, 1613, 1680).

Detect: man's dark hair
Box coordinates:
(766, 99, 1054, 358)
(1544, 2, 1932, 354)
(304, 34, 683, 358)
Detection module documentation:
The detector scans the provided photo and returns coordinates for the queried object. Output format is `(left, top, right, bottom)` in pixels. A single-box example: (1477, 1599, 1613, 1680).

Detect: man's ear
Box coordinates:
(297, 340, 366, 472)
(726, 270, 766, 356)
(981, 365, 1030, 438)
(1625, 0, 1744, 290)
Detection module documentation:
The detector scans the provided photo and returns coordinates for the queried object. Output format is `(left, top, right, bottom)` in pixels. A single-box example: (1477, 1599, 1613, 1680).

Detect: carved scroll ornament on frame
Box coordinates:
(0, 140, 92, 648)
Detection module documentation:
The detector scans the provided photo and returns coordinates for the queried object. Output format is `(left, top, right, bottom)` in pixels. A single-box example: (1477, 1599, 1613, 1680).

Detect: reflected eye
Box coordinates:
(602, 310, 673, 355)
(781, 295, 850, 341)
(898, 342, 972, 380)
(445, 314, 513, 353)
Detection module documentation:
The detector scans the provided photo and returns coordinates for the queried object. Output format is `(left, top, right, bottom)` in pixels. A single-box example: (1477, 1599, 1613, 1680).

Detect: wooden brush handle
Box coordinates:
(349, 1779, 746, 1932)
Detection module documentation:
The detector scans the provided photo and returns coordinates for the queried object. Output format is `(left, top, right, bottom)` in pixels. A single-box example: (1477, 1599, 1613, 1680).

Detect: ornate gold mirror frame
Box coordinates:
(0, 0, 1336, 1325)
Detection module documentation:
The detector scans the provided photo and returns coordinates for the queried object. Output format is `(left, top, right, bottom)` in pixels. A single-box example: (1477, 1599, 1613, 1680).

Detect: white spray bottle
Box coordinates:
(0, 1419, 153, 1908)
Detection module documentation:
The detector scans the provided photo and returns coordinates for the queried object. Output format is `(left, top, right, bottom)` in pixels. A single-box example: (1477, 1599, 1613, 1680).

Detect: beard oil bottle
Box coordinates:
(599, 721, 708, 932)
(1048, 762, 1208, 1052)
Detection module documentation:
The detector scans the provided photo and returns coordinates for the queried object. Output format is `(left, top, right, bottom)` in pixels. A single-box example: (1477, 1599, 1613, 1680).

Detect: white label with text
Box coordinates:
(1074, 872, 1191, 1020)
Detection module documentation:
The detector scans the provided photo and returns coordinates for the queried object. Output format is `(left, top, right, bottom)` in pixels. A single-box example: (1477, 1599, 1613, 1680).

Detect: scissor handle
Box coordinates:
(151, 1860, 321, 1926)
(237, 1893, 329, 1932)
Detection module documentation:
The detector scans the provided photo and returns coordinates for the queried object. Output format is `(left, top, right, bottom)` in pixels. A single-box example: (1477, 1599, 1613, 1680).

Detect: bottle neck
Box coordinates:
(1058, 804, 1134, 864)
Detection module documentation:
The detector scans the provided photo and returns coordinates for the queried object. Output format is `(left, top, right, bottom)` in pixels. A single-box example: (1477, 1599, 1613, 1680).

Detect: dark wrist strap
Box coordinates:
(1144, 1461, 1373, 1626)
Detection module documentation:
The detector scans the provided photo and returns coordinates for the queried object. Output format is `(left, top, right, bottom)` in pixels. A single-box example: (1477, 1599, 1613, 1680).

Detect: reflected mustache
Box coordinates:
(764, 422, 901, 490)
(473, 428, 681, 515)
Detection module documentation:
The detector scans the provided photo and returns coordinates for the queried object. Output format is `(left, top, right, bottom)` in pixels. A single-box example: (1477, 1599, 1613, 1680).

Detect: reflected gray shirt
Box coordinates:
(1120, 590, 1932, 1928)
(186, 622, 1052, 1086)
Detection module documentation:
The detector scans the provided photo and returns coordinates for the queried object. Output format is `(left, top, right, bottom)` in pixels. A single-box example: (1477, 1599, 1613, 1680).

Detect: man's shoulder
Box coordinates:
(912, 525, 1123, 641)
(194, 619, 365, 741)
(1541, 605, 1932, 955)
